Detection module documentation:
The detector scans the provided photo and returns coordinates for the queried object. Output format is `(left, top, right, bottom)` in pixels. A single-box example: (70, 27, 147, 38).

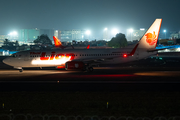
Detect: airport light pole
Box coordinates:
(86, 30, 91, 40)
(111, 28, 118, 37)
(8, 31, 18, 40)
(164, 30, 166, 39)
(129, 29, 133, 41)
(104, 28, 108, 40)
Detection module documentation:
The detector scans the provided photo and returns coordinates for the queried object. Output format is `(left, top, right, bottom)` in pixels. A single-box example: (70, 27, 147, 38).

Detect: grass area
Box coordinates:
(0, 91, 179, 117)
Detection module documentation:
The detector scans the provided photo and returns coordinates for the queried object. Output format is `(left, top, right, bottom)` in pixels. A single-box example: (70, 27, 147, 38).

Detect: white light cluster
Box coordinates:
(176, 48, 180, 51)
(86, 30, 91, 35)
(111, 28, 119, 36)
(8, 31, 18, 36)
(31, 57, 71, 65)
(129, 28, 133, 33)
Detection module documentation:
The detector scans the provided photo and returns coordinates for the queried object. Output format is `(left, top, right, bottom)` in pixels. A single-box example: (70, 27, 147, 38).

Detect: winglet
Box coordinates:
(87, 45, 90, 49)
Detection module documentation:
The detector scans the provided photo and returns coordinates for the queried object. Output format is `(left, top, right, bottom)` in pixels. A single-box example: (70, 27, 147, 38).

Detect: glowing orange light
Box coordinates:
(145, 31, 157, 46)
(53, 36, 62, 47)
(57, 66, 65, 69)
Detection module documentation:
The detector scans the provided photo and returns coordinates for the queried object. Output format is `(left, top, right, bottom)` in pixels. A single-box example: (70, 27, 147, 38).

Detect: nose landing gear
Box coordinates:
(19, 69, 23, 72)
(87, 67, 93, 72)
(14, 67, 23, 72)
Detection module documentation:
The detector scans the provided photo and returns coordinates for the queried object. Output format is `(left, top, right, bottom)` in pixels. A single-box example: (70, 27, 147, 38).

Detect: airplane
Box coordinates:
(53, 36, 111, 49)
(53, 36, 73, 49)
(3, 19, 162, 72)
(53, 36, 90, 49)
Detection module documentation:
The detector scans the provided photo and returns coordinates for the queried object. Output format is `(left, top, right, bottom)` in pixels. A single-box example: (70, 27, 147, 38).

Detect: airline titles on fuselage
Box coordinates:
(28, 51, 126, 61)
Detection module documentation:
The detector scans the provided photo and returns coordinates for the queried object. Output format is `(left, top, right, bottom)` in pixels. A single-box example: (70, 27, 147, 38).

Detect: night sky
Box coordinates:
(0, 0, 180, 39)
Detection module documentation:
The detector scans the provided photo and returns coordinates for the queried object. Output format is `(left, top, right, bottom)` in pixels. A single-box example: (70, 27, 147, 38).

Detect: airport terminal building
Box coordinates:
(18, 29, 55, 44)
(60, 29, 89, 42)
(0, 29, 89, 45)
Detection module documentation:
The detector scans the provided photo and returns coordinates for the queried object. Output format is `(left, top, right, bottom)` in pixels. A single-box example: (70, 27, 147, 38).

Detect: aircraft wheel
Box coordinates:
(82, 66, 87, 71)
(19, 69, 23, 72)
(88, 67, 93, 72)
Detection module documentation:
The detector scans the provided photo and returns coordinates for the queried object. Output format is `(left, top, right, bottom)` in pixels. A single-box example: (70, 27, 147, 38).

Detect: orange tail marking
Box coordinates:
(53, 36, 62, 47)
(87, 45, 90, 49)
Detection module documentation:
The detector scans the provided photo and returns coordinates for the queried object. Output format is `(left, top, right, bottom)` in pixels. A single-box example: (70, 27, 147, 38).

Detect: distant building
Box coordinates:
(0, 35, 8, 40)
(54, 30, 61, 40)
(126, 29, 172, 41)
(170, 31, 180, 39)
(159, 39, 175, 45)
(0, 29, 59, 45)
(18, 29, 39, 44)
(60, 29, 86, 42)
(126, 28, 146, 41)
(18, 29, 55, 44)
(103, 28, 109, 40)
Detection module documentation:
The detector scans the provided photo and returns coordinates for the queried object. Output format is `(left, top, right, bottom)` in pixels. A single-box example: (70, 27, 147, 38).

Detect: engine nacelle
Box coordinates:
(65, 61, 84, 70)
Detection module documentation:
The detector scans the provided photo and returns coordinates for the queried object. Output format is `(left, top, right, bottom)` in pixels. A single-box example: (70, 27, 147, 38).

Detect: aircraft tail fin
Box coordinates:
(87, 45, 90, 49)
(53, 36, 66, 49)
(127, 19, 162, 56)
(137, 19, 162, 49)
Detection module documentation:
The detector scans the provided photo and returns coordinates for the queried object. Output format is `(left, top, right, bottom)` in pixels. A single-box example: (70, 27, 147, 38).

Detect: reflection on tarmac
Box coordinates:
(0, 70, 60, 78)
(134, 71, 180, 76)
(1, 67, 180, 83)
(0, 67, 180, 92)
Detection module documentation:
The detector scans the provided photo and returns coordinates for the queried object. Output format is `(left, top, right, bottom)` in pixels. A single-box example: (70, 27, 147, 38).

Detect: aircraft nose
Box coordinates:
(3, 57, 11, 65)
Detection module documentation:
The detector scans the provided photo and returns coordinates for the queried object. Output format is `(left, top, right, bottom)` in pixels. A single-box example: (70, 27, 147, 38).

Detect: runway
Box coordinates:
(0, 67, 179, 92)
(0, 67, 180, 83)
(1, 57, 180, 117)
(1, 56, 180, 91)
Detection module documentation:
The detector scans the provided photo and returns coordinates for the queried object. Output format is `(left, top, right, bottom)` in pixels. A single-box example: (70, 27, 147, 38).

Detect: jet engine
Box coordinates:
(65, 61, 84, 70)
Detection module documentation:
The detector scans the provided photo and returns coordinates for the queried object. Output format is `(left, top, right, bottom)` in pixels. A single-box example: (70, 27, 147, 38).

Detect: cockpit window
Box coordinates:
(12, 54, 17, 58)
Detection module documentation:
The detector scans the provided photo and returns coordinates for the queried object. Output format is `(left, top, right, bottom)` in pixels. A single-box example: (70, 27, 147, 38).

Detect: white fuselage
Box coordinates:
(3, 48, 157, 68)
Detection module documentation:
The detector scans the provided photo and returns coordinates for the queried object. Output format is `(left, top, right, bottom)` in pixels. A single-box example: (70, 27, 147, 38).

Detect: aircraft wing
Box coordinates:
(147, 46, 176, 52)
(71, 43, 139, 64)
(71, 55, 125, 64)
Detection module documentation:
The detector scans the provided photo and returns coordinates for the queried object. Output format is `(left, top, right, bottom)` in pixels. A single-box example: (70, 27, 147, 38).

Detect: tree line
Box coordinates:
(108, 33, 128, 48)
(2, 33, 128, 50)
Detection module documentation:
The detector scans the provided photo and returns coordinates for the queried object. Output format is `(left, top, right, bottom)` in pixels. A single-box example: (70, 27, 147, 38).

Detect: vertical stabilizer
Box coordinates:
(53, 36, 62, 47)
(87, 45, 90, 49)
(138, 19, 162, 50)
(53, 36, 66, 49)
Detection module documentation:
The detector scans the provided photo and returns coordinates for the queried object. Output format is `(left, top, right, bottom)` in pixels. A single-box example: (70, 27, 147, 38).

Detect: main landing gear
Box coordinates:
(83, 66, 93, 72)
(87, 66, 93, 72)
(19, 69, 23, 72)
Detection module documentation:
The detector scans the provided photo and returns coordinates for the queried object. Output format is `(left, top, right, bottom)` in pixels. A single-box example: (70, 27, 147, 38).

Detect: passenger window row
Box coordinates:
(80, 54, 122, 56)
(29, 54, 122, 57)
(12, 54, 21, 57)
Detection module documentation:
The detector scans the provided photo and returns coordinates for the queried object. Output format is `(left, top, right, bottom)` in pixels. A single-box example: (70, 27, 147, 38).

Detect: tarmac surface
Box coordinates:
(1, 56, 180, 117)
(1, 56, 180, 92)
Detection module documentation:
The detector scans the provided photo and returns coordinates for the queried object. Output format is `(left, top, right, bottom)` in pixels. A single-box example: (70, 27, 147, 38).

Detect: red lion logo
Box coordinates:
(145, 31, 157, 45)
